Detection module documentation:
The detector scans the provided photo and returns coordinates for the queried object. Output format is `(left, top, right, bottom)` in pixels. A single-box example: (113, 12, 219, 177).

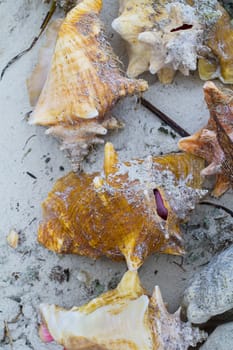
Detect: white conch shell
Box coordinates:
(39, 271, 207, 349)
(112, 0, 225, 84)
(112, 0, 203, 82)
(182, 245, 233, 324)
(28, 0, 148, 170)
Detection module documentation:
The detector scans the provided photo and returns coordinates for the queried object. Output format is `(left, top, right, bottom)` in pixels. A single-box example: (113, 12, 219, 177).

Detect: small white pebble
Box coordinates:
(7, 229, 19, 249)
(76, 270, 89, 284)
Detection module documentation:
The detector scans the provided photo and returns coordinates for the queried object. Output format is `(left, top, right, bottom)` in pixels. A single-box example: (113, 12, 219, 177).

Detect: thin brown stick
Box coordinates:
(4, 321, 13, 349)
(139, 97, 190, 137)
(1, 0, 57, 80)
(200, 200, 233, 217)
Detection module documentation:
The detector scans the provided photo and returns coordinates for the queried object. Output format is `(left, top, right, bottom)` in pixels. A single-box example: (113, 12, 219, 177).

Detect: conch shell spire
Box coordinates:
(27, 0, 148, 170)
(39, 270, 207, 349)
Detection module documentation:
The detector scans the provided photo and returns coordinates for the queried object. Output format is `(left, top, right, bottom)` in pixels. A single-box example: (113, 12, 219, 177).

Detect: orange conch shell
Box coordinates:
(39, 270, 207, 350)
(198, 5, 233, 84)
(38, 143, 207, 270)
(27, 0, 148, 170)
(179, 81, 233, 197)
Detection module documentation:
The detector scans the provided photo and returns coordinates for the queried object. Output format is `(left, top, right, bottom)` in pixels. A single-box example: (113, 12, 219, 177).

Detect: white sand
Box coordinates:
(0, 1, 232, 349)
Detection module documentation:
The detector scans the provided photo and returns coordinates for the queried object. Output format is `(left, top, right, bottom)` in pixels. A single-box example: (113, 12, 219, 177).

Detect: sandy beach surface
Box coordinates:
(0, 1, 232, 349)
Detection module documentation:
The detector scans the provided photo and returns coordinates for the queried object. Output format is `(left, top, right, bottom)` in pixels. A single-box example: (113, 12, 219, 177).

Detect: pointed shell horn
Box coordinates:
(104, 142, 119, 177)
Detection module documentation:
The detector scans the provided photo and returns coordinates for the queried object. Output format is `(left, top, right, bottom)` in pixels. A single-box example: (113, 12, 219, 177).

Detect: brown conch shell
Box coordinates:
(179, 81, 233, 197)
(39, 270, 207, 349)
(38, 143, 207, 270)
(27, 0, 148, 170)
(112, 0, 233, 84)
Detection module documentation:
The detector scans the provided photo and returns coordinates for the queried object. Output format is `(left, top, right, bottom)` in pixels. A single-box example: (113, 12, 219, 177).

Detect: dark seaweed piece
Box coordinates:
(140, 97, 190, 137)
(1, 1, 56, 80)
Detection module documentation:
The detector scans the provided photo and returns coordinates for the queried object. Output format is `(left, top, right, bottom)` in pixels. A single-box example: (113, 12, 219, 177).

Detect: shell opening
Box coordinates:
(170, 24, 193, 32)
(153, 189, 168, 221)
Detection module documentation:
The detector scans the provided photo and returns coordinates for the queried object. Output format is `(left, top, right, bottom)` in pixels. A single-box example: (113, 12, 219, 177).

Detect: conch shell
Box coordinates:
(39, 270, 207, 349)
(182, 245, 233, 324)
(38, 142, 207, 270)
(112, 0, 233, 84)
(200, 322, 233, 350)
(27, 0, 148, 170)
(198, 5, 233, 84)
(179, 81, 233, 197)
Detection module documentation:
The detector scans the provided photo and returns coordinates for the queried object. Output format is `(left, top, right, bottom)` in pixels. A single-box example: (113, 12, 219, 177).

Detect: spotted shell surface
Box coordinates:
(182, 245, 233, 324)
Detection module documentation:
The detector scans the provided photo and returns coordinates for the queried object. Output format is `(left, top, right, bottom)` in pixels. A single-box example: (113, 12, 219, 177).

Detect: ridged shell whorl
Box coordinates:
(28, 0, 148, 170)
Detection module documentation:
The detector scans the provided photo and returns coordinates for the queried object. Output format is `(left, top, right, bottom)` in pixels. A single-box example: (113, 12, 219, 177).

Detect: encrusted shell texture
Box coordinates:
(198, 4, 233, 84)
(38, 143, 207, 270)
(182, 245, 233, 324)
(28, 0, 148, 170)
(39, 270, 207, 349)
(112, 0, 233, 84)
(179, 81, 233, 197)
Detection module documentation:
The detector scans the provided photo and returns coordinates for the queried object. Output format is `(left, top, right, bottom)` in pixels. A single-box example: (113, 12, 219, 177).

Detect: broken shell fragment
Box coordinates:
(38, 142, 207, 270)
(182, 245, 233, 324)
(178, 81, 233, 197)
(7, 229, 19, 249)
(112, 0, 233, 84)
(28, 0, 148, 170)
(39, 270, 207, 349)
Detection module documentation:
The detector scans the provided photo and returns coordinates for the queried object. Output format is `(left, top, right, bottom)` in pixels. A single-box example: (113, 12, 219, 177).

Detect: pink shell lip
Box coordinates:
(153, 189, 168, 220)
(38, 324, 54, 343)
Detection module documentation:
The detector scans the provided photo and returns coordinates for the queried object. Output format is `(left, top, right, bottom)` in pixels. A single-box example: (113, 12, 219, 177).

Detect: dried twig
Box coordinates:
(173, 257, 186, 272)
(23, 134, 36, 150)
(4, 321, 13, 349)
(200, 201, 233, 217)
(1, 0, 57, 80)
(26, 171, 37, 180)
(139, 97, 190, 137)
